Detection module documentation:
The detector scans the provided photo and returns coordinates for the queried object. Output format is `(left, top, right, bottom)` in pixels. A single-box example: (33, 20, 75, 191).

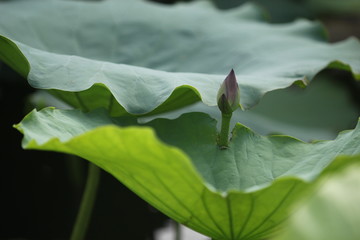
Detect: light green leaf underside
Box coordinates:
(15, 108, 360, 240)
(276, 155, 360, 240)
(1, 0, 360, 115)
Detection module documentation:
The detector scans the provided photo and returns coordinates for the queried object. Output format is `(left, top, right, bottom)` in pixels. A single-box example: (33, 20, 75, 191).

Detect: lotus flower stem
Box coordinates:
(70, 163, 100, 240)
(174, 221, 181, 240)
(218, 112, 232, 149)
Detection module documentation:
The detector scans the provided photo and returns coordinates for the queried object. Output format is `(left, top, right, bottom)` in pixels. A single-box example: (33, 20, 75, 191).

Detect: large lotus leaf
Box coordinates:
(15, 108, 360, 240)
(1, 1, 360, 116)
(275, 155, 360, 240)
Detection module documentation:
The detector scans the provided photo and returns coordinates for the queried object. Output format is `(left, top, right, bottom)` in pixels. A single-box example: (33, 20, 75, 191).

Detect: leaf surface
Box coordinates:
(15, 108, 360, 239)
(275, 155, 360, 240)
(1, 0, 360, 115)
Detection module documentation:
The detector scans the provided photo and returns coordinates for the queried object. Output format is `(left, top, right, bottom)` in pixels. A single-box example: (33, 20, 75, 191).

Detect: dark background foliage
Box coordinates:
(1, 0, 359, 239)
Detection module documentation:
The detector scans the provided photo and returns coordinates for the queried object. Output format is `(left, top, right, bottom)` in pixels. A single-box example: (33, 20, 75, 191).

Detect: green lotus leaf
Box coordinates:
(1, 0, 360, 116)
(15, 108, 360, 240)
(275, 155, 360, 240)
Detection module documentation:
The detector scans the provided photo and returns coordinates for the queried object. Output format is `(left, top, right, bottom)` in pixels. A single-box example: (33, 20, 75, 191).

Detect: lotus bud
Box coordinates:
(217, 69, 240, 114)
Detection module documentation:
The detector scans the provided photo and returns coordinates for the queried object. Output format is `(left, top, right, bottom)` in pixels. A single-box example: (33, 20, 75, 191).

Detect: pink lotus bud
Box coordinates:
(217, 69, 240, 114)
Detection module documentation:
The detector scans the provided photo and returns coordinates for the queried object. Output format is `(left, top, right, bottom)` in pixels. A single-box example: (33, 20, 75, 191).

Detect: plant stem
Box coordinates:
(218, 112, 232, 149)
(174, 221, 181, 240)
(70, 163, 101, 240)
